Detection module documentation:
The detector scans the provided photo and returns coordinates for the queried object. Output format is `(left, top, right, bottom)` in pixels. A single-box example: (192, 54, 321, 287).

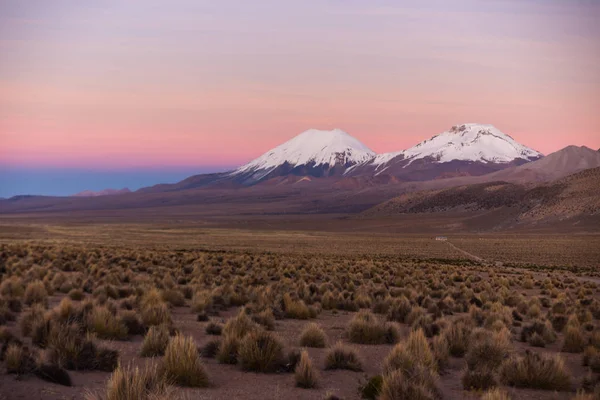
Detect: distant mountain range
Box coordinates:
(141, 123, 548, 192)
(72, 188, 131, 197)
(1, 124, 599, 232)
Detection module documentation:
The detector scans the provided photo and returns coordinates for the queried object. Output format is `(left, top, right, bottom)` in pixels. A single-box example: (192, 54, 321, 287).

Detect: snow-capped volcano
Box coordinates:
(372, 123, 542, 168)
(348, 124, 543, 181)
(232, 129, 375, 183)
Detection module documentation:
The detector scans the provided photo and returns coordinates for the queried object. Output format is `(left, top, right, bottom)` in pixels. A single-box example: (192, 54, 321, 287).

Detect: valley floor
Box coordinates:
(0, 221, 598, 400)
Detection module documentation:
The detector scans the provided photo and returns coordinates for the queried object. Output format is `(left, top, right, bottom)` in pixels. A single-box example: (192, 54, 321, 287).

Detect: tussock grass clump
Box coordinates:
(24, 280, 48, 306)
(441, 321, 471, 357)
(583, 346, 600, 372)
(348, 311, 399, 345)
(4, 343, 34, 374)
(383, 329, 437, 375)
(162, 289, 185, 307)
(324, 342, 363, 372)
(562, 325, 586, 353)
(68, 288, 85, 301)
(299, 323, 328, 348)
(163, 334, 209, 387)
(520, 320, 556, 346)
(379, 366, 440, 400)
(140, 302, 172, 327)
(216, 335, 239, 364)
(140, 325, 170, 357)
(380, 329, 440, 399)
(295, 350, 318, 388)
(238, 330, 285, 373)
(20, 304, 46, 337)
(480, 388, 511, 400)
(45, 322, 119, 372)
(87, 306, 128, 340)
(283, 294, 312, 319)
(500, 351, 571, 391)
(251, 308, 275, 330)
(387, 296, 412, 323)
(431, 335, 449, 371)
(0, 277, 25, 298)
(222, 310, 257, 339)
(359, 375, 383, 400)
(465, 328, 512, 372)
(119, 310, 146, 336)
(86, 362, 169, 400)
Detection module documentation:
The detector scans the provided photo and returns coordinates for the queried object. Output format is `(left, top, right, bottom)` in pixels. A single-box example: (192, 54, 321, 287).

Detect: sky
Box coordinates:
(1, 0, 599, 197)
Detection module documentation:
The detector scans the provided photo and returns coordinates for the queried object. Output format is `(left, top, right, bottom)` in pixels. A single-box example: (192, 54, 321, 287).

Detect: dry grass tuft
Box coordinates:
(324, 341, 363, 372)
(348, 311, 400, 345)
(238, 330, 285, 373)
(140, 325, 170, 357)
(163, 334, 209, 387)
(500, 351, 571, 391)
(299, 323, 328, 348)
(85, 362, 170, 400)
(295, 349, 318, 388)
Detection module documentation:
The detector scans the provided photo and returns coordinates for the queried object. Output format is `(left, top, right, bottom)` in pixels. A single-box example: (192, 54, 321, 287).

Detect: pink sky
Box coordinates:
(1, 1, 599, 169)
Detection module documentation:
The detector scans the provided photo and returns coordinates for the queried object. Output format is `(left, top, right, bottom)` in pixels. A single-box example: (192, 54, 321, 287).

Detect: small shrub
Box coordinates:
(295, 350, 318, 388)
(324, 342, 363, 372)
(140, 325, 170, 357)
(299, 323, 328, 348)
(163, 334, 209, 387)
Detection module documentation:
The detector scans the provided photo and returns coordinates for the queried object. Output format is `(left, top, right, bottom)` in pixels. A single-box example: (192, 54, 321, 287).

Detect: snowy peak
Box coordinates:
(374, 123, 542, 167)
(234, 129, 375, 178)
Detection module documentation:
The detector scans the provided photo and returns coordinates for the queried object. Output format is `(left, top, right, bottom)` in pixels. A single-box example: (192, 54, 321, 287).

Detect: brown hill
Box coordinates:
(362, 167, 600, 228)
(488, 145, 600, 182)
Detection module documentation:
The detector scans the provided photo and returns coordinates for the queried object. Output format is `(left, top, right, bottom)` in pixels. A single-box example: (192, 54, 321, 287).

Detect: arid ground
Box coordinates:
(0, 220, 599, 400)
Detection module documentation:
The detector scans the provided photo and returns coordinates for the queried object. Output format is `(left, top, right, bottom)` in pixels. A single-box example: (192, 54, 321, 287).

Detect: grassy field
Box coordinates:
(0, 222, 599, 400)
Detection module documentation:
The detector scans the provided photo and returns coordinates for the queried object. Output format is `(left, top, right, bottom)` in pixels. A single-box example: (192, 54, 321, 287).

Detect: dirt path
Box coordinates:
(445, 241, 488, 265)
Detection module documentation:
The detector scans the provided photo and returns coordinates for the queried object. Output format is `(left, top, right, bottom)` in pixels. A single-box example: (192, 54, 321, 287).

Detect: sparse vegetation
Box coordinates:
(0, 234, 598, 399)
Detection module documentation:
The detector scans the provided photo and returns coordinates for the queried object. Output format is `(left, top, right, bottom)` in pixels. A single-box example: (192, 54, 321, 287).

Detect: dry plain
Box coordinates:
(0, 220, 599, 400)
